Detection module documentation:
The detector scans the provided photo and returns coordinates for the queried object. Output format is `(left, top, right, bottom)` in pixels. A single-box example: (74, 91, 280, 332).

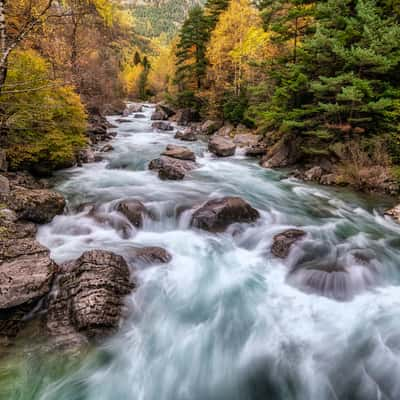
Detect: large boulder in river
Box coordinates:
(8, 188, 65, 224)
(46, 250, 135, 350)
(116, 199, 152, 228)
(152, 121, 174, 131)
(149, 156, 196, 180)
(162, 144, 196, 161)
(191, 197, 260, 232)
(271, 229, 306, 258)
(208, 136, 236, 157)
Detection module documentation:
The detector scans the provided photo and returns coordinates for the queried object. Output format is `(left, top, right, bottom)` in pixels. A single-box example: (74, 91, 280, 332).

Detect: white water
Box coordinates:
(29, 105, 400, 399)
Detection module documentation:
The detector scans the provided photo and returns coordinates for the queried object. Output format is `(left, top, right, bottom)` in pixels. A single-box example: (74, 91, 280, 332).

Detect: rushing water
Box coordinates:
(5, 105, 400, 400)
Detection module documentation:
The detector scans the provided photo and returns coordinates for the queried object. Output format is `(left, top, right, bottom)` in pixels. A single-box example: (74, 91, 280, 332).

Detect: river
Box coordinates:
(5, 104, 400, 400)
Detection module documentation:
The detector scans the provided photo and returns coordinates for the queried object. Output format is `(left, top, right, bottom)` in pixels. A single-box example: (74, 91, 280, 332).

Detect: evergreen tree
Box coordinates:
(204, 0, 230, 30)
(134, 51, 142, 66)
(175, 5, 209, 90)
(256, 0, 400, 157)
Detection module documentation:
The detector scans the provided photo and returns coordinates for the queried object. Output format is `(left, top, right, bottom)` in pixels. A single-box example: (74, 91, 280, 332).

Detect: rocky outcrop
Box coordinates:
(116, 199, 152, 228)
(161, 144, 196, 161)
(8, 187, 65, 224)
(233, 133, 261, 148)
(173, 109, 201, 126)
(123, 103, 143, 116)
(152, 121, 174, 131)
(245, 142, 267, 157)
(271, 229, 306, 258)
(191, 197, 260, 232)
(124, 246, 172, 266)
(149, 156, 197, 180)
(216, 124, 234, 137)
(260, 136, 302, 168)
(151, 111, 167, 121)
(175, 128, 197, 142)
(152, 104, 175, 121)
(46, 250, 135, 350)
(208, 136, 236, 157)
(200, 120, 223, 135)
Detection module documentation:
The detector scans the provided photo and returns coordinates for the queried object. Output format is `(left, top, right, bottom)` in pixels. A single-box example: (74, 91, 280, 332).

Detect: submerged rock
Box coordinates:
(152, 121, 174, 131)
(116, 199, 152, 228)
(124, 246, 172, 266)
(208, 136, 236, 157)
(46, 250, 135, 350)
(271, 229, 306, 258)
(8, 188, 65, 224)
(149, 156, 196, 180)
(191, 197, 260, 232)
(162, 144, 196, 161)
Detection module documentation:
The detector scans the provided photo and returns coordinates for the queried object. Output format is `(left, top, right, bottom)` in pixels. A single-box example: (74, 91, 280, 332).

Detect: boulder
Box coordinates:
(124, 246, 172, 266)
(157, 104, 175, 118)
(175, 109, 201, 126)
(175, 128, 197, 142)
(100, 144, 114, 153)
(208, 136, 236, 157)
(162, 144, 196, 161)
(149, 156, 196, 181)
(320, 174, 337, 186)
(89, 211, 134, 239)
(260, 136, 302, 168)
(116, 118, 133, 123)
(134, 113, 146, 119)
(152, 121, 174, 131)
(46, 250, 135, 350)
(233, 133, 261, 148)
(200, 120, 223, 135)
(304, 166, 323, 182)
(245, 143, 267, 157)
(216, 124, 234, 137)
(271, 229, 306, 258)
(8, 188, 65, 224)
(0, 150, 7, 172)
(151, 111, 167, 121)
(115, 199, 152, 228)
(385, 205, 400, 223)
(78, 148, 95, 164)
(191, 197, 260, 232)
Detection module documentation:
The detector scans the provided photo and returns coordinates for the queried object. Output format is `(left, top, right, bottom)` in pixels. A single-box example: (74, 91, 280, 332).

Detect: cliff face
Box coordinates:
(119, 0, 205, 38)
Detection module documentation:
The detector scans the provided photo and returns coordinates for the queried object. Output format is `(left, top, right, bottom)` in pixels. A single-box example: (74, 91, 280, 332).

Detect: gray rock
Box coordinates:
(100, 144, 114, 153)
(260, 136, 302, 168)
(208, 136, 236, 157)
(162, 144, 196, 161)
(304, 166, 323, 182)
(0, 150, 7, 172)
(8, 188, 65, 224)
(0, 175, 10, 196)
(149, 156, 196, 181)
(200, 120, 223, 135)
(191, 197, 260, 232)
(152, 121, 174, 131)
(124, 246, 172, 266)
(116, 199, 152, 228)
(271, 229, 306, 258)
(175, 128, 197, 142)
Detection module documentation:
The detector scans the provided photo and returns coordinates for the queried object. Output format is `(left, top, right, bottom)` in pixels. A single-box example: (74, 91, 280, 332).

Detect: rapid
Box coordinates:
(8, 105, 400, 400)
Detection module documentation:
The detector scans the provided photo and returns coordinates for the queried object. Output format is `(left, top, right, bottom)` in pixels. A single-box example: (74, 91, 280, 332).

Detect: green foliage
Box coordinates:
(204, 0, 230, 29)
(1, 50, 87, 176)
(222, 92, 253, 126)
(167, 90, 204, 112)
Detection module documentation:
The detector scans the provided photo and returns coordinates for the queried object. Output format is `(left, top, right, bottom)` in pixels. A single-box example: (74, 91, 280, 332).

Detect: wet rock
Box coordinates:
(271, 229, 306, 258)
(162, 144, 196, 161)
(90, 211, 134, 239)
(385, 205, 400, 223)
(151, 111, 167, 121)
(245, 143, 267, 157)
(304, 166, 323, 182)
(46, 250, 135, 350)
(116, 199, 151, 228)
(208, 136, 236, 157)
(100, 144, 114, 153)
(260, 136, 302, 168)
(320, 173, 337, 186)
(191, 197, 260, 232)
(123, 103, 143, 116)
(0, 150, 7, 172)
(78, 148, 95, 164)
(116, 118, 133, 123)
(124, 246, 172, 266)
(233, 133, 261, 148)
(149, 156, 196, 181)
(134, 113, 146, 119)
(157, 103, 175, 119)
(200, 120, 223, 135)
(175, 128, 197, 142)
(8, 188, 65, 224)
(152, 121, 174, 131)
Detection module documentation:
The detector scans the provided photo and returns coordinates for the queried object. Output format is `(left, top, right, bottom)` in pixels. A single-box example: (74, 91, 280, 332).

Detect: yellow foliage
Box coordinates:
(121, 63, 144, 97)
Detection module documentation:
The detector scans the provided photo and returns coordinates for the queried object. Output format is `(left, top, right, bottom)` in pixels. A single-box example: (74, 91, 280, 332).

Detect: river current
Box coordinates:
(5, 105, 400, 400)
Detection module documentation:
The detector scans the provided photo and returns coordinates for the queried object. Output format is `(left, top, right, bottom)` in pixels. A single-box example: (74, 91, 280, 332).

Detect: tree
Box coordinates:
(175, 5, 209, 90)
(134, 51, 142, 65)
(204, 0, 230, 29)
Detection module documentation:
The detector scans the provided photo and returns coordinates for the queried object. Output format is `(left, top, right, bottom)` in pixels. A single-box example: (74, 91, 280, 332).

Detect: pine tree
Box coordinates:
(175, 5, 209, 90)
(204, 0, 230, 30)
(256, 0, 400, 156)
(134, 51, 142, 66)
